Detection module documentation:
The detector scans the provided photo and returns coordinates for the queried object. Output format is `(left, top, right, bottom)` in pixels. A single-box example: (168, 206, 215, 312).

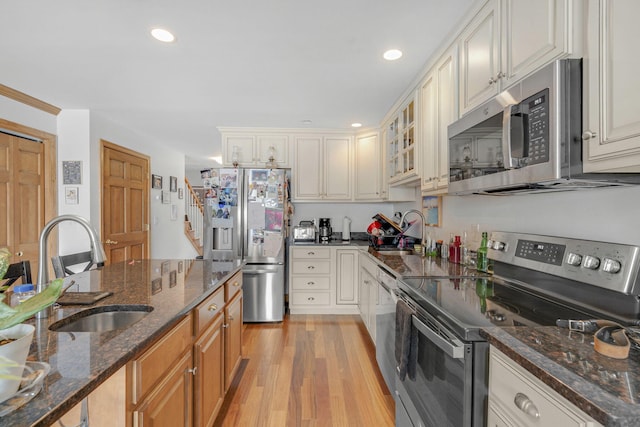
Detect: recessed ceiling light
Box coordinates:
(302, 120, 313, 125)
(151, 28, 176, 43)
(351, 123, 362, 128)
(383, 49, 403, 61)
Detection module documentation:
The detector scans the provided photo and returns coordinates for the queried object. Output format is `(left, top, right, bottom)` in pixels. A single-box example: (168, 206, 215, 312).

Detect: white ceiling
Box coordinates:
(1, 0, 474, 167)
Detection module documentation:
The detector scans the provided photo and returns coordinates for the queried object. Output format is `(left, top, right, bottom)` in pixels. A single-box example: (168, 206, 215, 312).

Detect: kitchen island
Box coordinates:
(3, 258, 243, 427)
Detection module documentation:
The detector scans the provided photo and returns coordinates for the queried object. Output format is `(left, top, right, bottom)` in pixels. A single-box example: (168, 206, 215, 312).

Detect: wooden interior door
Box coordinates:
(0, 131, 46, 275)
(101, 140, 149, 264)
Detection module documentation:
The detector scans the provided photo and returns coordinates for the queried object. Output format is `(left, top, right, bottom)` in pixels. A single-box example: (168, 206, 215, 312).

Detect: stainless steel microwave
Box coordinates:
(447, 59, 640, 195)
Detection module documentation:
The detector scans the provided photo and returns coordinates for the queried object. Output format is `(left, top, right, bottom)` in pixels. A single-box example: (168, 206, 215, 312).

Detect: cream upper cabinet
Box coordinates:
(459, 0, 575, 116)
(459, 0, 501, 116)
(583, 0, 640, 172)
(385, 92, 420, 185)
(293, 134, 352, 201)
(354, 131, 382, 200)
(220, 130, 291, 167)
(421, 46, 458, 194)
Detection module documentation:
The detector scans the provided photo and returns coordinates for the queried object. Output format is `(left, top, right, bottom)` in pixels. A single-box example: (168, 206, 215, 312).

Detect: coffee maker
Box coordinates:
(319, 218, 332, 243)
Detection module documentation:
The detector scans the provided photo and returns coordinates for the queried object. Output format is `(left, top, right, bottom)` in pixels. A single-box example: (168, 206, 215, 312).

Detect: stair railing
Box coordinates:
(185, 178, 204, 254)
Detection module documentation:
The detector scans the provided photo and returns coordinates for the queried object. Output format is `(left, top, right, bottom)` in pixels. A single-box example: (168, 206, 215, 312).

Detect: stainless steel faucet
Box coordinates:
(36, 214, 107, 318)
(399, 209, 426, 250)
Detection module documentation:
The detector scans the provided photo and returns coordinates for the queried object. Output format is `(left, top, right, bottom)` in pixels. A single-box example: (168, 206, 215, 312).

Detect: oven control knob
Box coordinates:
(492, 241, 506, 251)
(566, 252, 583, 266)
(602, 258, 622, 274)
(582, 255, 601, 270)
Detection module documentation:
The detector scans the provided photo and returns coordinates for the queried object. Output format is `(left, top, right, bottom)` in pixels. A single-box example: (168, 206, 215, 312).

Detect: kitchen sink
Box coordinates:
(49, 305, 154, 333)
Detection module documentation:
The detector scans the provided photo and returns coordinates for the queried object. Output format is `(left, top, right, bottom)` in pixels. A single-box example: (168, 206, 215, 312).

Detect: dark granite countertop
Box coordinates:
(2, 258, 243, 427)
(482, 327, 640, 426)
(366, 247, 487, 278)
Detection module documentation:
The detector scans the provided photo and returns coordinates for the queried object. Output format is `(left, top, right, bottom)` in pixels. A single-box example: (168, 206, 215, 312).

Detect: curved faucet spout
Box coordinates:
(36, 215, 106, 317)
(399, 209, 426, 247)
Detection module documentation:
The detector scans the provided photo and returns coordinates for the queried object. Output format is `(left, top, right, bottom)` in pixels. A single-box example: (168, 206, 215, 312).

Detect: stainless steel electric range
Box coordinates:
(394, 231, 640, 427)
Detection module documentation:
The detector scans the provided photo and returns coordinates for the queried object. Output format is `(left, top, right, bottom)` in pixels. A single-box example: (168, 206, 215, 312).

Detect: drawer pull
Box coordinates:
(308, 251, 315, 255)
(514, 392, 540, 419)
(208, 304, 218, 312)
(307, 281, 315, 285)
(307, 266, 315, 270)
(308, 297, 315, 301)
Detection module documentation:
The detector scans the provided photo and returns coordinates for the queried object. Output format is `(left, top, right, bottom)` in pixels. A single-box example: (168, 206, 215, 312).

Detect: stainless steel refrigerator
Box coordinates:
(202, 168, 289, 322)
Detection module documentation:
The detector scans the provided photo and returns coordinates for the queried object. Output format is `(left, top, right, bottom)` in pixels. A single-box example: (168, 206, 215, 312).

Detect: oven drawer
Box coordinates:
(489, 346, 602, 427)
(291, 276, 331, 290)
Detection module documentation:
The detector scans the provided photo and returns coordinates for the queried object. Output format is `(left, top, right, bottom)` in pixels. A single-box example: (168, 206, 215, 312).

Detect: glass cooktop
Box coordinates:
(397, 275, 600, 341)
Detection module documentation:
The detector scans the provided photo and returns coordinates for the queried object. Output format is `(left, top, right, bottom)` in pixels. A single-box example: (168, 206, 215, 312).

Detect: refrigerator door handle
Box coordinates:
(243, 269, 275, 275)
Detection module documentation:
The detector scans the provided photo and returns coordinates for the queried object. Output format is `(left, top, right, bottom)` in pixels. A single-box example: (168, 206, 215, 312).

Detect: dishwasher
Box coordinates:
(375, 264, 398, 395)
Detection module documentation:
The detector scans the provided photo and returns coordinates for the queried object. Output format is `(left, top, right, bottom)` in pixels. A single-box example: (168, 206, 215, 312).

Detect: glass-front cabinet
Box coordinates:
(386, 93, 419, 184)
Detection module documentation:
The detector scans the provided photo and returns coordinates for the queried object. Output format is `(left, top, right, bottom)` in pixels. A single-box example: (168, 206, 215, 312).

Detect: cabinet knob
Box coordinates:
(308, 252, 315, 255)
(233, 281, 240, 287)
(514, 392, 540, 418)
(105, 239, 118, 245)
(308, 297, 315, 301)
(208, 304, 218, 312)
(582, 130, 597, 140)
(187, 367, 198, 375)
(223, 323, 230, 328)
(307, 281, 315, 285)
(307, 266, 315, 270)
(15, 251, 23, 257)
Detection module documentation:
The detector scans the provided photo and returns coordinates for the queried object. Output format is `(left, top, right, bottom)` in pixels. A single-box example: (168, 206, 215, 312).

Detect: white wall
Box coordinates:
(292, 203, 396, 235)
(89, 112, 198, 259)
(435, 186, 640, 246)
(0, 97, 57, 135)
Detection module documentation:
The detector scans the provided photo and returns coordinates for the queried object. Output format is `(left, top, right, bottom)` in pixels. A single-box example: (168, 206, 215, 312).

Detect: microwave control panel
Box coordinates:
(512, 88, 550, 166)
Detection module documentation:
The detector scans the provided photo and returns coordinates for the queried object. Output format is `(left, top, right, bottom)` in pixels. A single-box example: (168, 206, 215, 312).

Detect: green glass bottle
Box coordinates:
(477, 231, 489, 272)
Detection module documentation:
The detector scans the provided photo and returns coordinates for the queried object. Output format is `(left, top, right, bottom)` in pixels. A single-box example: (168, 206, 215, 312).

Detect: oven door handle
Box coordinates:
(412, 315, 465, 359)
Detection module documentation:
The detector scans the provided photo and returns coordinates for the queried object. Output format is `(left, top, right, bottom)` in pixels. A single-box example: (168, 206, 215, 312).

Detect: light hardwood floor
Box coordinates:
(215, 314, 395, 427)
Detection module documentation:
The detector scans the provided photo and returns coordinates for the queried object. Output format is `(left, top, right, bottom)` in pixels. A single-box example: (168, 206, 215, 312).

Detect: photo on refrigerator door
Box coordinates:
(265, 208, 283, 231)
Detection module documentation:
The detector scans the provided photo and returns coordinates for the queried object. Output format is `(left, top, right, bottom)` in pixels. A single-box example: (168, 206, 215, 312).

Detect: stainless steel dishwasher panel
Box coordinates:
(242, 263, 285, 322)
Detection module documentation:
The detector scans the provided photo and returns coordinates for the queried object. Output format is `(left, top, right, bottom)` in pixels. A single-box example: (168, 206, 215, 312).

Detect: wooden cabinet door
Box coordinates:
(293, 135, 323, 199)
(336, 249, 358, 305)
(323, 136, 352, 200)
(354, 132, 382, 200)
(583, 0, 640, 172)
(501, 0, 568, 86)
(222, 135, 255, 166)
(421, 71, 438, 191)
(257, 134, 290, 166)
(224, 293, 243, 391)
(459, 0, 501, 116)
(133, 350, 193, 427)
(194, 314, 225, 427)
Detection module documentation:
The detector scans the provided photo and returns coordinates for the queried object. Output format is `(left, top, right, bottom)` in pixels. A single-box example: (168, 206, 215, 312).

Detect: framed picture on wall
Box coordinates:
(422, 195, 442, 227)
(170, 176, 177, 192)
(152, 174, 162, 189)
